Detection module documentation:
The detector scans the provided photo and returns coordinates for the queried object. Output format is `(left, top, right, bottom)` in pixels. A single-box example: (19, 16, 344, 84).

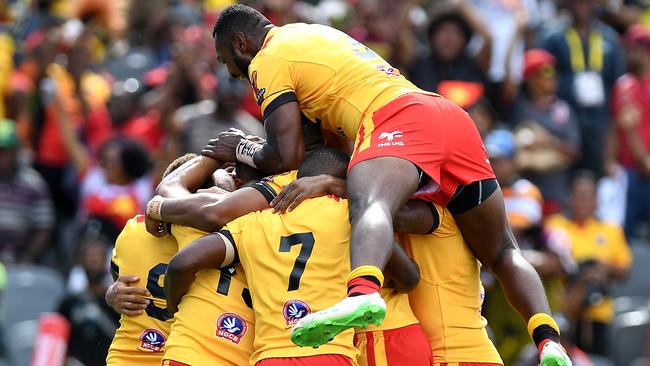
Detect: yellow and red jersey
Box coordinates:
(163, 225, 255, 366)
(107, 215, 178, 366)
(403, 206, 503, 365)
(222, 195, 358, 365)
(248, 24, 434, 142)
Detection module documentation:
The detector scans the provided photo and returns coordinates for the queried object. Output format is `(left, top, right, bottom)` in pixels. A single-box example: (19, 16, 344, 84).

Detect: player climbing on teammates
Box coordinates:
(205, 5, 571, 366)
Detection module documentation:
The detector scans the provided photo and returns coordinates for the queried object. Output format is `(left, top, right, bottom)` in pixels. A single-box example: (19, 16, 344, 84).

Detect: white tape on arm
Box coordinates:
(147, 195, 165, 221)
(235, 140, 262, 168)
(217, 232, 236, 266)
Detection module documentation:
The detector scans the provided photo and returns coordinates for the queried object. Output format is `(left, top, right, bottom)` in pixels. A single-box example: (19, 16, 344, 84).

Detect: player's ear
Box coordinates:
(233, 32, 247, 55)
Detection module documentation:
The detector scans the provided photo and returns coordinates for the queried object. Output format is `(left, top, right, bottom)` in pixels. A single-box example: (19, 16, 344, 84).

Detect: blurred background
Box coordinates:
(0, 0, 649, 365)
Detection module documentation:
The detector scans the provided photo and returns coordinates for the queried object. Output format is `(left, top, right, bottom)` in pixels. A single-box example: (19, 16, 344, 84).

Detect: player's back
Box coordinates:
(107, 215, 178, 366)
(164, 225, 255, 366)
(224, 195, 358, 365)
(251, 23, 426, 140)
(403, 207, 503, 365)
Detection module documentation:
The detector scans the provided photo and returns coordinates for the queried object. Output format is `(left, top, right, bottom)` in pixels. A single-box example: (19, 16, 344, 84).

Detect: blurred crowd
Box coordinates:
(0, 0, 649, 365)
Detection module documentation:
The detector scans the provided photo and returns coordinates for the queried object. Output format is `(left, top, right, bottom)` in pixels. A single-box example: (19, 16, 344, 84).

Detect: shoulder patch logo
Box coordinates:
(216, 312, 248, 345)
(251, 71, 266, 106)
(139, 329, 166, 352)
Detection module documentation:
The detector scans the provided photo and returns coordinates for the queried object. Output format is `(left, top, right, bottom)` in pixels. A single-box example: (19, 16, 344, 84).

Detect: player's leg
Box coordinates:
(448, 179, 570, 366)
(291, 157, 420, 347)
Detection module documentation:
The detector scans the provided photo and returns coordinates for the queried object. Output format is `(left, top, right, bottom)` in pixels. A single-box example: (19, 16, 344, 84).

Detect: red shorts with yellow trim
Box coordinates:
(256, 354, 354, 366)
(354, 324, 432, 366)
(349, 93, 495, 206)
(435, 363, 503, 366)
(161, 360, 189, 366)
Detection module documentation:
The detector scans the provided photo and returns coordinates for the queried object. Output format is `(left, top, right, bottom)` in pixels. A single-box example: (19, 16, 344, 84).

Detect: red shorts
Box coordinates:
(349, 93, 495, 206)
(161, 361, 189, 366)
(256, 354, 354, 366)
(354, 324, 432, 366)
(435, 363, 503, 366)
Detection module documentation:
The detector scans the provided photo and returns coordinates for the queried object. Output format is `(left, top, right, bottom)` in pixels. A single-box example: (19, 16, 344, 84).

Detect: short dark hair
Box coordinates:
(297, 147, 350, 180)
(427, 10, 472, 46)
(212, 4, 270, 42)
(235, 162, 266, 185)
(571, 169, 597, 188)
(99, 136, 152, 181)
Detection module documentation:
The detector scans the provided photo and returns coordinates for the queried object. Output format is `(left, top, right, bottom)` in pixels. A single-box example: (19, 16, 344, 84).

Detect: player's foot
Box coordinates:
(540, 340, 572, 366)
(291, 292, 386, 348)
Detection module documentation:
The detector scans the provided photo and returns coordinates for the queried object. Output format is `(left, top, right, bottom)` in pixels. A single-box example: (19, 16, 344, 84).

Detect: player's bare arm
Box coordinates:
(383, 242, 419, 292)
(271, 174, 347, 213)
(165, 232, 232, 314)
(156, 156, 221, 198)
(202, 102, 304, 174)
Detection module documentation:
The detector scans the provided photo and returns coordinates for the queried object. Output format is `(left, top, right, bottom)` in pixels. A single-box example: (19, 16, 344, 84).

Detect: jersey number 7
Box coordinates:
(279, 232, 315, 291)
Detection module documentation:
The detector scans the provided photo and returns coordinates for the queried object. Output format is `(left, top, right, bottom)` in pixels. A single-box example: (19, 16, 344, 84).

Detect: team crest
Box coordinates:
(139, 329, 166, 352)
(216, 312, 248, 345)
(283, 299, 311, 326)
(250, 71, 266, 105)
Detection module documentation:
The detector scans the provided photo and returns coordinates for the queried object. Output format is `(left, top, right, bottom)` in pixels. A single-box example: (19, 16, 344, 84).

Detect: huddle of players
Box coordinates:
(105, 142, 505, 366)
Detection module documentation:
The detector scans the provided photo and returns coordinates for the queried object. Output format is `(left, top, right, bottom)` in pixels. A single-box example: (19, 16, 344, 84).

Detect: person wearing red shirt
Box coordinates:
(608, 24, 650, 238)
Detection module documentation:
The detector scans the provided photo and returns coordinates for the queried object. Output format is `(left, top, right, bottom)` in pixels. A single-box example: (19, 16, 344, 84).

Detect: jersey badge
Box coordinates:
(216, 312, 248, 345)
(139, 328, 166, 352)
(251, 71, 266, 105)
(283, 299, 311, 326)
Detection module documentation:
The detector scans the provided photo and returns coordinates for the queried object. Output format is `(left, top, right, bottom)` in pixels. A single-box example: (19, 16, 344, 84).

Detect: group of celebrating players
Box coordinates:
(104, 4, 572, 366)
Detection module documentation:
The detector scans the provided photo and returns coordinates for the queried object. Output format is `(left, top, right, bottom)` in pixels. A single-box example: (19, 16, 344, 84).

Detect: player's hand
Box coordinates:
(105, 275, 151, 316)
(271, 175, 347, 213)
(201, 134, 242, 163)
(145, 214, 167, 237)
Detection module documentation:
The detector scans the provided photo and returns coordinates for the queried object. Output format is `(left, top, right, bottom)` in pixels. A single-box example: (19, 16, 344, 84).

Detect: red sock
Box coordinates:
(347, 276, 381, 297)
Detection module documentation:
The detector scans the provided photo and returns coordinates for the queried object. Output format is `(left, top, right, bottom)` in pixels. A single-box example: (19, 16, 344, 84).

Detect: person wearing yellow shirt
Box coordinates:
(205, 6, 570, 366)
(545, 171, 632, 357)
(106, 154, 200, 366)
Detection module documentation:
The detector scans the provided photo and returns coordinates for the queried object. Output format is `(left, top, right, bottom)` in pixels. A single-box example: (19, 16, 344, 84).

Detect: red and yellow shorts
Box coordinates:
(354, 324, 432, 366)
(349, 93, 495, 206)
(435, 363, 503, 366)
(256, 354, 355, 366)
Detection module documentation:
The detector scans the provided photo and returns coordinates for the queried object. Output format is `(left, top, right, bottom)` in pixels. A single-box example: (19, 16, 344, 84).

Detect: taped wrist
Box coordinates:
(236, 140, 262, 168)
(147, 195, 165, 221)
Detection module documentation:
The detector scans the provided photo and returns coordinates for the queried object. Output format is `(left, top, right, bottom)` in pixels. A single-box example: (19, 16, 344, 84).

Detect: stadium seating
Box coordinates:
(5, 319, 38, 366)
(1, 265, 65, 359)
(612, 243, 650, 298)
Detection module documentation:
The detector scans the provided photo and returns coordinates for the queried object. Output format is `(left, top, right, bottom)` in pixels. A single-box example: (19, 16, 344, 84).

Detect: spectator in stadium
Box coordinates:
(53, 90, 153, 239)
(545, 171, 632, 356)
(407, 1, 491, 93)
(77, 136, 153, 240)
(537, 0, 625, 175)
(435, 80, 496, 138)
(0, 119, 54, 264)
(58, 234, 119, 366)
(175, 67, 264, 154)
(511, 49, 581, 215)
(608, 24, 650, 239)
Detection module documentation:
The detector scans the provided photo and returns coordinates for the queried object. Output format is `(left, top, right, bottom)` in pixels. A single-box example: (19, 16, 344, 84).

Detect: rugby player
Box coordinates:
(105, 154, 208, 365)
(205, 5, 570, 365)
(164, 148, 421, 366)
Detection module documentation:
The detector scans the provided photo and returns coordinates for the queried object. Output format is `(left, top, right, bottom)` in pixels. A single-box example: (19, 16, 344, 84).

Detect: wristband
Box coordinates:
(147, 195, 165, 221)
(235, 140, 262, 168)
